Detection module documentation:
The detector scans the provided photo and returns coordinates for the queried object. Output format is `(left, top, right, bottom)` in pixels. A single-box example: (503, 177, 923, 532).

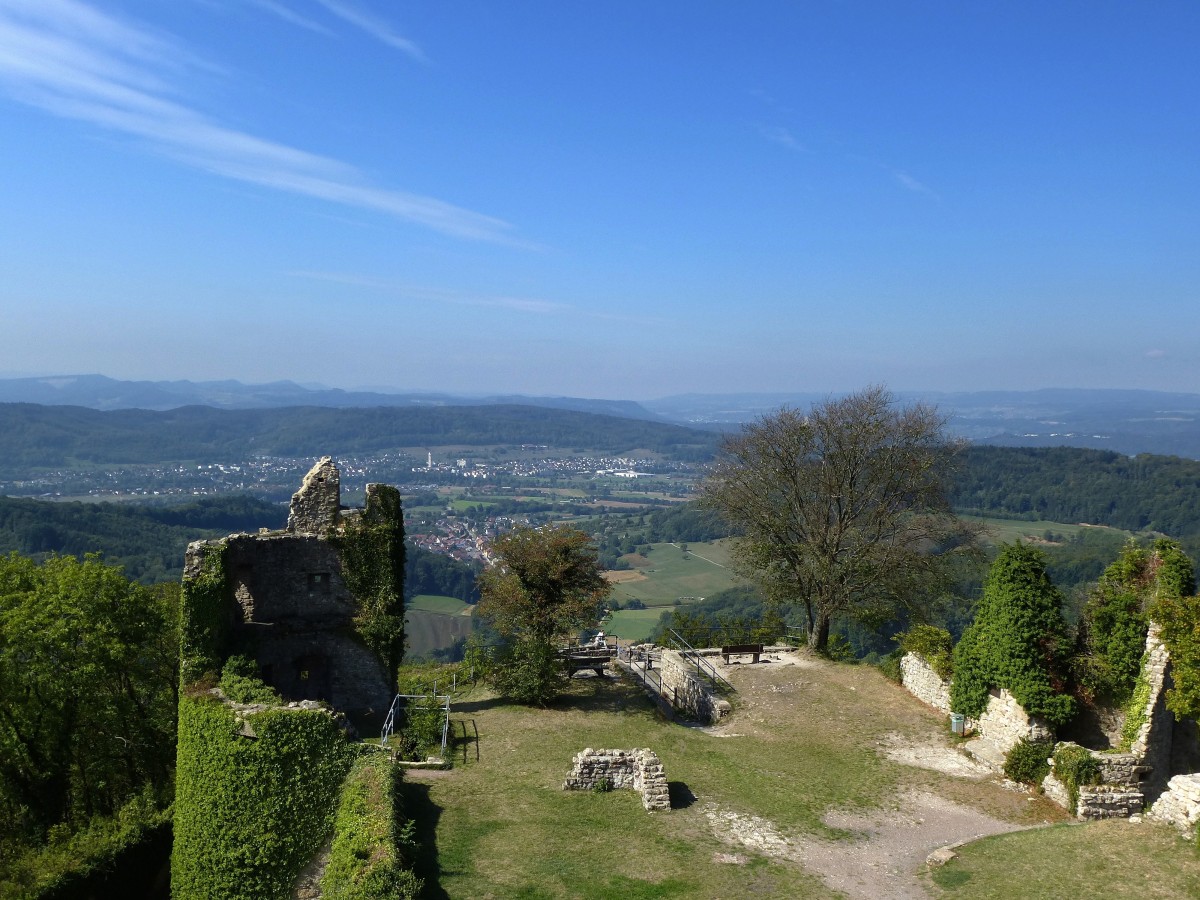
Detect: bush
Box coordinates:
(219, 655, 281, 705)
(952, 544, 1075, 726)
(1052, 744, 1101, 811)
(1003, 738, 1054, 787)
(897, 625, 953, 681)
(877, 648, 903, 683)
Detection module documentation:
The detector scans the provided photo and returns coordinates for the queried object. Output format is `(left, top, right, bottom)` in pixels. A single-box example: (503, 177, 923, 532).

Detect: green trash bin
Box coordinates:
(949, 713, 965, 735)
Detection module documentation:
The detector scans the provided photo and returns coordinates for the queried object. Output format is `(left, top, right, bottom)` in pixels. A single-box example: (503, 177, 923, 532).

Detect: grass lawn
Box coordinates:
(925, 818, 1200, 898)
(402, 656, 1081, 899)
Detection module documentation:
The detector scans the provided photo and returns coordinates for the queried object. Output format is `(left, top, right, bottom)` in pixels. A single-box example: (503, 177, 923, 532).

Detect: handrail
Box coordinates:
(667, 629, 734, 691)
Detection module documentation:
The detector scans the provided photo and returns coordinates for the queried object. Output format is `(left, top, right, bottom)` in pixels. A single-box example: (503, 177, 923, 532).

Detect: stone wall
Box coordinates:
(974, 688, 1055, 756)
(562, 748, 670, 811)
(1130, 623, 1175, 802)
(900, 652, 952, 714)
(657, 649, 730, 724)
(287, 456, 341, 534)
(181, 457, 403, 723)
(1148, 773, 1200, 837)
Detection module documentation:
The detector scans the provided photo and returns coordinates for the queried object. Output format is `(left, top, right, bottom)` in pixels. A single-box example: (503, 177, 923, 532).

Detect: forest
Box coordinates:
(0, 403, 720, 468)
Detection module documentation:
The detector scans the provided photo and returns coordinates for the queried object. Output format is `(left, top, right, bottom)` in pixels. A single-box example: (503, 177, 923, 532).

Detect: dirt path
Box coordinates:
(698, 653, 1044, 898)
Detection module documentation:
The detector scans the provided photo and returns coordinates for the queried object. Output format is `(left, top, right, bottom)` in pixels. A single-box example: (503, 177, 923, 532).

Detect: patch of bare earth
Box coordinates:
(698, 654, 1050, 898)
(705, 791, 1028, 900)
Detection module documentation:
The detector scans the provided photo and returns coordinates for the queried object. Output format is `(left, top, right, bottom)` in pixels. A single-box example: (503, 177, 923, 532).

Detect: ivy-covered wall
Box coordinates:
(321, 753, 422, 899)
(180, 542, 229, 684)
(333, 484, 407, 689)
(172, 694, 355, 900)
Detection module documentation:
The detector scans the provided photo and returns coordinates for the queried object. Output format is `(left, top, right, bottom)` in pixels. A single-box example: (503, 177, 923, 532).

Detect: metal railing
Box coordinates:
(380, 692, 452, 760)
(666, 629, 734, 692)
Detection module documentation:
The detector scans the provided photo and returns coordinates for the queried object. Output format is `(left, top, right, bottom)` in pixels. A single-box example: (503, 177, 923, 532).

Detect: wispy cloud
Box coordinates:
(312, 0, 425, 62)
(247, 0, 333, 36)
(892, 168, 935, 196)
(1146, 349, 1168, 359)
(290, 271, 569, 315)
(0, 0, 510, 241)
(757, 123, 804, 152)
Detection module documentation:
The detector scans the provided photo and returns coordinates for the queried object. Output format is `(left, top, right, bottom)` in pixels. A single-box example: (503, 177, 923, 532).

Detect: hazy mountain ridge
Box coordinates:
(3, 377, 1200, 458)
(0, 375, 665, 422)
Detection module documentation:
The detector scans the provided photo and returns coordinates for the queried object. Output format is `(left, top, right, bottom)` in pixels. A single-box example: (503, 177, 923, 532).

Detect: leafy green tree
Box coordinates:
(951, 544, 1075, 725)
(0, 553, 178, 847)
(1074, 538, 1194, 705)
(701, 386, 981, 652)
(472, 525, 611, 704)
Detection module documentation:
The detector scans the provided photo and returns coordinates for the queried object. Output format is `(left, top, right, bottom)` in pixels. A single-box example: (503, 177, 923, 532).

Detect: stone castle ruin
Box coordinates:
(182, 456, 405, 723)
(900, 624, 1200, 832)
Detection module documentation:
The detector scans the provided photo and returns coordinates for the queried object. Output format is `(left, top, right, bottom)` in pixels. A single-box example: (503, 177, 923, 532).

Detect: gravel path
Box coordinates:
(705, 790, 1028, 899)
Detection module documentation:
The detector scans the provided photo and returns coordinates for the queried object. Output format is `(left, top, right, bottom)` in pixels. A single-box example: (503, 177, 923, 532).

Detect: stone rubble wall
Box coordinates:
(562, 748, 670, 811)
(1078, 787, 1145, 820)
(1130, 623, 1175, 802)
(1040, 743, 1146, 818)
(974, 688, 1054, 757)
(900, 652, 952, 714)
(1148, 773, 1200, 837)
(657, 649, 730, 724)
(287, 456, 341, 534)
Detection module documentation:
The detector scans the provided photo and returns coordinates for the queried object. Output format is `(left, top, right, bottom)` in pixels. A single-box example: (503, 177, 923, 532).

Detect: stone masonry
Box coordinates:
(182, 457, 404, 724)
(900, 652, 951, 714)
(657, 648, 731, 724)
(563, 748, 670, 811)
(1149, 773, 1200, 837)
(1129, 622, 1175, 802)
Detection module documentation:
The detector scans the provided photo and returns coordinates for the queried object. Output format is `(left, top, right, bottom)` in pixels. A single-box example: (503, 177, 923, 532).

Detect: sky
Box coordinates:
(1, 1, 1197, 400)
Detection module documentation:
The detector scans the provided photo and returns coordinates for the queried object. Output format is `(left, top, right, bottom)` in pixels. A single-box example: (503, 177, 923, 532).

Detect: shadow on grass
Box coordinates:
(399, 781, 450, 900)
(668, 781, 697, 810)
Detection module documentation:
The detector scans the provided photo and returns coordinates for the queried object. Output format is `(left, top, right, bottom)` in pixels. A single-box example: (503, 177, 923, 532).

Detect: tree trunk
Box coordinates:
(807, 613, 830, 653)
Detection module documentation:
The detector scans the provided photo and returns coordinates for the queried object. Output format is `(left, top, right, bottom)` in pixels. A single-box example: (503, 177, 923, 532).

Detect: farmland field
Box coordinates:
(603, 540, 742, 607)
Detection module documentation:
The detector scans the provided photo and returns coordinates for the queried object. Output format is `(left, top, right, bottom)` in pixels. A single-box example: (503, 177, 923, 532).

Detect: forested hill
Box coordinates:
(0, 402, 720, 467)
(952, 445, 1200, 536)
(0, 495, 286, 583)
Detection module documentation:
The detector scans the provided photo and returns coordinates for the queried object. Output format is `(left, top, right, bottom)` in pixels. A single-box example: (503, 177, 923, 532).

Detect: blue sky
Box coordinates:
(1, 1, 1197, 399)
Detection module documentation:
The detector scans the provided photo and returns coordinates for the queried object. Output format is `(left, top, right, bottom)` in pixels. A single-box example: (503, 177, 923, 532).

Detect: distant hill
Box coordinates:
(647, 388, 1200, 459)
(5, 377, 1200, 458)
(0, 374, 664, 421)
(0, 402, 720, 468)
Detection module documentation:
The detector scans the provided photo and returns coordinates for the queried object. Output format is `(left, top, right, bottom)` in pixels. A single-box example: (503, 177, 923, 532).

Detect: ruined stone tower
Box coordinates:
(181, 457, 405, 722)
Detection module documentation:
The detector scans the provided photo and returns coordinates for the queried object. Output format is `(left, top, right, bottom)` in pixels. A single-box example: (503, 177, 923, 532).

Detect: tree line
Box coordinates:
(0, 402, 720, 468)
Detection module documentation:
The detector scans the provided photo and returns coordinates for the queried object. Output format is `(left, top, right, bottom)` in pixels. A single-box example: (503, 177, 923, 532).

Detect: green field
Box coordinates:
(603, 540, 741, 607)
(603, 606, 668, 643)
(965, 515, 1133, 545)
(409, 594, 473, 615)
(406, 596, 476, 659)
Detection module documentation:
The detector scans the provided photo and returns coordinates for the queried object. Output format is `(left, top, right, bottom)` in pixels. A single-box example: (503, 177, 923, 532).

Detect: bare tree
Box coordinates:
(700, 386, 980, 653)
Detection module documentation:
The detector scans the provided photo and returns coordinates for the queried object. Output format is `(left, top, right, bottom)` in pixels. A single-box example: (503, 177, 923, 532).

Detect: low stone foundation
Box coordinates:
(563, 748, 670, 811)
(1148, 773, 1200, 837)
(1078, 786, 1145, 820)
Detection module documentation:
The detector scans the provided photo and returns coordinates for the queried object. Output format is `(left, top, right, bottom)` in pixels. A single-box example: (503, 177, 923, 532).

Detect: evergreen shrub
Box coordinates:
(1003, 738, 1053, 787)
(951, 544, 1075, 726)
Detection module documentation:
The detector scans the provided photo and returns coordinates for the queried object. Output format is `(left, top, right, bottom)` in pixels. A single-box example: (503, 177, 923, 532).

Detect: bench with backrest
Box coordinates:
(721, 643, 763, 664)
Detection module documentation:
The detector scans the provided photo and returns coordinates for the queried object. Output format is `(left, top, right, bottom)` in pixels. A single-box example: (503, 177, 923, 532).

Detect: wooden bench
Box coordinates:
(721, 643, 764, 664)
